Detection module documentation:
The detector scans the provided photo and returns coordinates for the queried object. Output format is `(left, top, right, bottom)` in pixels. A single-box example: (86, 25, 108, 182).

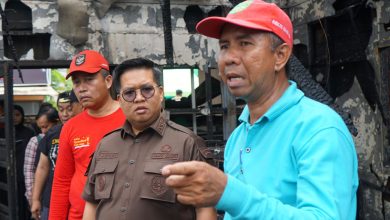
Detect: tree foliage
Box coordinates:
(44, 69, 73, 106)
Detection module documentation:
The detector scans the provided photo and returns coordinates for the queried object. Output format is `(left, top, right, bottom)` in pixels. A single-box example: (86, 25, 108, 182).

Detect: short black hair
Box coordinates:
(36, 106, 59, 123)
(57, 91, 71, 105)
(14, 105, 25, 124)
(112, 58, 162, 95)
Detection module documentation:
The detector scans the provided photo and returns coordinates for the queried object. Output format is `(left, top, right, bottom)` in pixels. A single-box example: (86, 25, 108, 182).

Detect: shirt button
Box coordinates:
(120, 207, 126, 212)
(129, 160, 135, 165)
(124, 182, 130, 188)
(134, 139, 140, 143)
(245, 147, 251, 153)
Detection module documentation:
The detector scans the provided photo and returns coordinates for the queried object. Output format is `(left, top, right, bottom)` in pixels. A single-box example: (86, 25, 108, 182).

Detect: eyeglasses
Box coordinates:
(121, 85, 160, 102)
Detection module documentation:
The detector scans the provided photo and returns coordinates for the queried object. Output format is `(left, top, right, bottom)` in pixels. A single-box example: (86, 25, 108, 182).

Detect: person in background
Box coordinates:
(14, 105, 36, 220)
(33, 91, 82, 168)
(24, 107, 59, 205)
(50, 50, 125, 220)
(30, 102, 54, 135)
(14, 105, 36, 155)
(31, 91, 83, 220)
(82, 58, 216, 220)
(162, 1, 358, 219)
(69, 90, 83, 115)
(172, 89, 183, 101)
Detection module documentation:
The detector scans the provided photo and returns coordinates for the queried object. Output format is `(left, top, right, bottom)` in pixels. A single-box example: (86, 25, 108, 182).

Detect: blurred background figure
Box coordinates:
(30, 102, 54, 135)
(31, 90, 83, 220)
(172, 89, 183, 101)
(24, 106, 59, 208)
(14, 105, 35, 142)
(14, 105, 36, 220)
(69, 90, 83, 116)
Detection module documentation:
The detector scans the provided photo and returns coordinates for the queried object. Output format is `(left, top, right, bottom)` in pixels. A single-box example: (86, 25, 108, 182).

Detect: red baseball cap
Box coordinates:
(66, 50, 110, 79)
(196, 0, 293, 48)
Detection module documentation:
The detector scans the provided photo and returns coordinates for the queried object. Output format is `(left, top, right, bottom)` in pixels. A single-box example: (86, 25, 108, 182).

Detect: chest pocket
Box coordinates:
(140, 161, 176, 203)
(93, 159, 118, 200)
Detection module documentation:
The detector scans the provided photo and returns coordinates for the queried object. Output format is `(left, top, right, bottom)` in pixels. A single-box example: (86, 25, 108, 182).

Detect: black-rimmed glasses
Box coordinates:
(121, 85, 160, 102)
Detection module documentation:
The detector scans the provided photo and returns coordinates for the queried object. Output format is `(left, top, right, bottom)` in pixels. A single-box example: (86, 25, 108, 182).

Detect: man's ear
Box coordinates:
(274, 43, 292, 72)
(159, 86, 164, 103)
(105, 74, 113, 89)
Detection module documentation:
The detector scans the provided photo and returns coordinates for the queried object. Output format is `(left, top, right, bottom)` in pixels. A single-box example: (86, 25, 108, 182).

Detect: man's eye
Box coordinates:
(219, 44, 228, 50)
(240, 41, 251, 46)
(124, 90, 135, 95)
(142, 87, 154, 92)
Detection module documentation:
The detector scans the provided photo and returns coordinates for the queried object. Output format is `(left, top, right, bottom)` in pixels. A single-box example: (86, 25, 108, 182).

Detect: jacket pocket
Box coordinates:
(140, 161, 176, 203)
(93, 159, 118, 200)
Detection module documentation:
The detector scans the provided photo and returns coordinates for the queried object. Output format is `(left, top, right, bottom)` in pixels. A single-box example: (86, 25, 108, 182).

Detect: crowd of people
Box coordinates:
(9, 91, 83, 219)
(3, 1, 359, 219)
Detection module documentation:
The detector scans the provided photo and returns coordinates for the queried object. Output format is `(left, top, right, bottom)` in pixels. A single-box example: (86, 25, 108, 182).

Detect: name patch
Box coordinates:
(151, 153, 179, 160)
(97, 151, 119, 159)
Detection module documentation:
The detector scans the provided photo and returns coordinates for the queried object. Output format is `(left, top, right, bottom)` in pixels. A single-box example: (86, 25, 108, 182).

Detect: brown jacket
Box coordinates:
(82, 112, 212, 220)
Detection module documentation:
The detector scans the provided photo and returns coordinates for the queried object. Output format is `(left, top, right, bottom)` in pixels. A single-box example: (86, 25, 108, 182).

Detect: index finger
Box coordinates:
(161, 161, 201, 176)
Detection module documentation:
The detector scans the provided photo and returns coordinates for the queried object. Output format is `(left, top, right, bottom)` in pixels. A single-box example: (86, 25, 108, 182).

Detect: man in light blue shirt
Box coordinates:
(162, 0, 358, 219)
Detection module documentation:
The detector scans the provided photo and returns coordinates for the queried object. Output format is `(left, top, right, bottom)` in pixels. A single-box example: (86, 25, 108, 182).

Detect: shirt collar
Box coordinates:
(239, 81, 304, 124)
(120, 111, 168, 138)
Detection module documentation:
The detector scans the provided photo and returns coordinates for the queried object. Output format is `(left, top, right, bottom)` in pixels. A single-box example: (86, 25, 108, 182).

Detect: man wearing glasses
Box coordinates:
(50, 50, 126, 220)
(82, 58, 216, 220)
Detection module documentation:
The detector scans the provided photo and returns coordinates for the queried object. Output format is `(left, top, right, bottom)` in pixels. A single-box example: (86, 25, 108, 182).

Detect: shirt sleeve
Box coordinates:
(185, 134, 212, 163)
(49, 126, 75, 220)
(216, 128, 358, 220)
(82, 145, 99, 204)
(38, 133, 50, 157)
(34, 143, 42, 169)
(24, 136, 38, 203)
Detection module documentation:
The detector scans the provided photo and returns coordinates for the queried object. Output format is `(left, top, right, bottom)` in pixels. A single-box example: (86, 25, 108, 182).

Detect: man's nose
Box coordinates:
(133, 90, 146, 103)
(76, 82, 87, 93)
(63, 110, 70, 117)
(221, 48, 240, 66)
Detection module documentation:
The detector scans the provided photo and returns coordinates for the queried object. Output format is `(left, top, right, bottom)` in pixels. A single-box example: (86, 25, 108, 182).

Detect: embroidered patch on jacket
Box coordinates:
(156, 117, 166, 134)
(98, 151, 119, 159)
(151, 176, 168, 195)
(75, 54, 86, 66)
(151, 145, 178, 160)
(161, 145, 172, 152)
(200, 148, 214, 159)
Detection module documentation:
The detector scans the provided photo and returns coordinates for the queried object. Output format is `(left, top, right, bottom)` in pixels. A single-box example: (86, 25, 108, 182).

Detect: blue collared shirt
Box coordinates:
(217, 81, 358, 220)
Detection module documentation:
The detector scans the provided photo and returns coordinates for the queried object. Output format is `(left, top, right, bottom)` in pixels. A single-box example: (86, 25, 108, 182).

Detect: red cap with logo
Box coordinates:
(66, 50, 110, 79)
(196, 0, 293, 48)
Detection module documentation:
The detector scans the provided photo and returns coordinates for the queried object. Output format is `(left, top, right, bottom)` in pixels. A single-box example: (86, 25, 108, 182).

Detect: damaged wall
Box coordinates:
(1, 0, 390, 219)
(0, 0, 228, 68)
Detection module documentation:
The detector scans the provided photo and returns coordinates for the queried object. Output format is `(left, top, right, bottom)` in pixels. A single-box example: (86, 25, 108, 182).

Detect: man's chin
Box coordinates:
(229, 90, 247, 100)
